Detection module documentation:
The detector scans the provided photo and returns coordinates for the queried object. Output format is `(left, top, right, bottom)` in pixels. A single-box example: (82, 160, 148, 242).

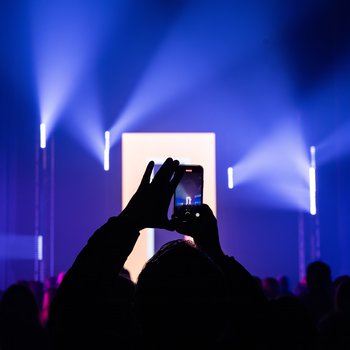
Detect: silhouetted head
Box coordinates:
(0, 284, 40, 329)
(278, 275, 291, 295)
(262, 277, 280, 300)
(306, 261, 332, 293)
(333, 275, 350, 291)
(0, 284, 49, 349)
(335, 277, 350, 312)
(134, 239, 228, 347)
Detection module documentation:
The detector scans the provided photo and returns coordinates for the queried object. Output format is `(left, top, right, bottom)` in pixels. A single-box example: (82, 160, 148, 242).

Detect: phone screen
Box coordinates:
(174, 165, 203, 219)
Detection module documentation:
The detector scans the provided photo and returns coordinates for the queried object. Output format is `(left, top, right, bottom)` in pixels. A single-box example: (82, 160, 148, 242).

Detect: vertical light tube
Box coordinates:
(147, 228, 155, 259)
(104, 131, 110, 171)
(38, 235, 43, 261)
(309, 146, 316, 215)
(227, 167, 234, 189)
(310, 146, 316, 168)
(40, 123, 46, 149)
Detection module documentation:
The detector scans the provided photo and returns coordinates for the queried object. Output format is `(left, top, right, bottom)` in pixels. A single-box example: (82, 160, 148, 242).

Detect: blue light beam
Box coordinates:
(31, 2, 112, 138)
(232, 120, 310, 212)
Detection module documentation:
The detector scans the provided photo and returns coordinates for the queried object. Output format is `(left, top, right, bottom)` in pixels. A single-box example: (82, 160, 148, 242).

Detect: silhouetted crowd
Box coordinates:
(1, 159, 349, 349)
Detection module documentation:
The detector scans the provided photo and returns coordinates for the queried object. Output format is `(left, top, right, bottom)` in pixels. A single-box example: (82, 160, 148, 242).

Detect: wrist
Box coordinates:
(118, 211, 144, 231)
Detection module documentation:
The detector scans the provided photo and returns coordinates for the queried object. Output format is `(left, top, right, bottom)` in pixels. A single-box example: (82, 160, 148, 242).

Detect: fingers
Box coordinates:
(140, 161, 155, 187)
(170, 166, 185, 192)
(153, 158, 179, 184)
(199, 204, 216, 218)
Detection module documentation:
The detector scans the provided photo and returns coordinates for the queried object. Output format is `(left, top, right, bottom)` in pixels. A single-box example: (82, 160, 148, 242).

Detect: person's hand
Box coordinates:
(119, 158, 183, 231)
(173, 204, 224, 260)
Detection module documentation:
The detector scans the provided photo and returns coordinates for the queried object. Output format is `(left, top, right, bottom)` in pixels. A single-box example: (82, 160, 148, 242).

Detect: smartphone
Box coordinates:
(173, 165, 203, 220)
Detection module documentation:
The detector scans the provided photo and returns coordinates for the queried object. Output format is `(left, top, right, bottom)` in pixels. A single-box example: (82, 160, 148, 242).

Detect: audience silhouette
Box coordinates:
(300, 261, 333, 325)
(318, 276, 350, 347)
(0, 283, 49, 349)
(1, 158, 349, 349)
(47, 158, 269, 349)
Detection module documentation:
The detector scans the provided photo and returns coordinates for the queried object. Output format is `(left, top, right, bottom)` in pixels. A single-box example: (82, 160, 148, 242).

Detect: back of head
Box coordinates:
(306, 261, 332, 293)
(135, 240, 227, 347)
(0, 284, 48, 350)
(278, 275, 291, 296)
(262, 277, 280, 300)
(335, 277, 350, 312)
(0, 284, 39, 328)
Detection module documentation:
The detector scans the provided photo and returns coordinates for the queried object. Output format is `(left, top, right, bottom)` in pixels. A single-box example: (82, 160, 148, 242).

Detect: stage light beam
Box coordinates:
(228, 167, 234, 189)
(40, 123, 46, 149)
(309, 146, 316, 215)
(104, 131, 110, 171)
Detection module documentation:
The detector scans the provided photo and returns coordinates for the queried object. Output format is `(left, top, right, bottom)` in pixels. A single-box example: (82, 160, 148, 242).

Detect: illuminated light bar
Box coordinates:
(104, 131, 110, 171)
(227, 167, 234, 189)
(40, 123, 46, 149)
(38, 235, 43, 261)
(310, 146, 316, 168)
(309, 146, 316, 215)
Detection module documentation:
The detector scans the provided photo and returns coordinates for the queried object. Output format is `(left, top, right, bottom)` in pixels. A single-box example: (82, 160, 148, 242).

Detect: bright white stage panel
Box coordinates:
(122, 132, 216, 281)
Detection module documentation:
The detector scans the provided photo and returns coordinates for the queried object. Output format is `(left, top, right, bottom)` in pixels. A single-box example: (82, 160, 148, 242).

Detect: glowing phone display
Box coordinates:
(174, 165, 203, 219)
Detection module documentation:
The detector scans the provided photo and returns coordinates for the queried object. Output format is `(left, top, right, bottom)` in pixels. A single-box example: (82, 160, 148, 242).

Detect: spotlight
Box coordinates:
(40, 123, 46, 149)
(310, 146, 316, 167)
(309, 146, 316, 215)
(227, 167, 234, 189)
(38, 235, 43, 261)
(104, 131, 110, 171)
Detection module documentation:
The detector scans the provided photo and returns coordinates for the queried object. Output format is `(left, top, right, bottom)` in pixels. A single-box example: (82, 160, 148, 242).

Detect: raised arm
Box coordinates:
(48, 158, 183, 349)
